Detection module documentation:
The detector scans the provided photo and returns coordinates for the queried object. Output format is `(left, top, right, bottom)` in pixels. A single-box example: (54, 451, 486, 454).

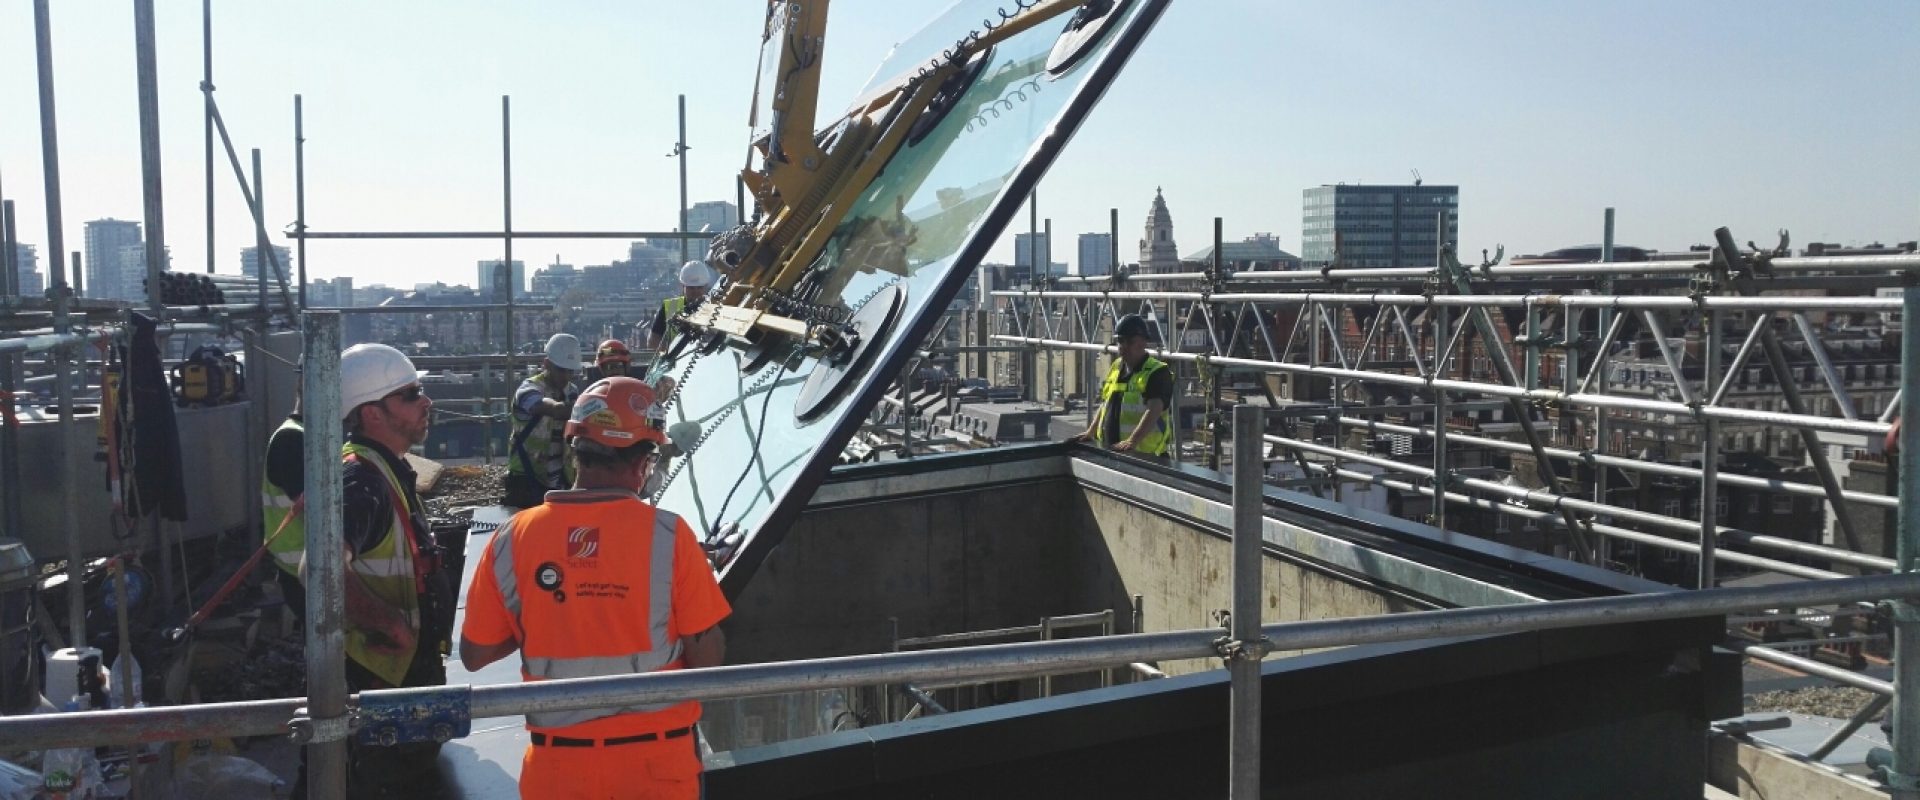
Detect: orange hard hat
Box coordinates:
(565, 377, 664, 450)
(596, 339, 632, 367)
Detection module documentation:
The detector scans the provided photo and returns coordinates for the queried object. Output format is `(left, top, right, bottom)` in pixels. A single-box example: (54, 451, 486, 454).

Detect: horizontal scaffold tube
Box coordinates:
(3, 572, 1918, 751)
(1046, 253, 1920, 283)
(1294, 460, 1848, 581)
(1336, 416, 1897, 511)
(991, 289, 1901, 311)
(991, 336, 1891, 438)
(1269, 433, 1892, 573)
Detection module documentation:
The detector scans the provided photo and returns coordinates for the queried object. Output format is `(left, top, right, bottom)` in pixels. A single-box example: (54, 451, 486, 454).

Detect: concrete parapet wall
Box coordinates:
(1709, 734, 1889, 800)
(1069, 482, 1421, 675)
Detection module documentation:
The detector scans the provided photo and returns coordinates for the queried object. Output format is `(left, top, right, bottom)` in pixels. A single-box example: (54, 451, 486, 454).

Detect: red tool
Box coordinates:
(167, 497, 303, 642)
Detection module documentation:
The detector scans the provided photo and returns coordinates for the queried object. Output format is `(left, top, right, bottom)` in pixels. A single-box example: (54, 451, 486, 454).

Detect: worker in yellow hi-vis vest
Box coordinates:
(1073, 314, 1172, 461)
(292, 343, 455, 799)
(646, 261, 713, 351)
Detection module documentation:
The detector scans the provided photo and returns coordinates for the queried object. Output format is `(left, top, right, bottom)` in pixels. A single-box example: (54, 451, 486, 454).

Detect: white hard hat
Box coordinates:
(543, 333, 585, 371)
(340, 344, 420, 413)
(678, 261, 713, 288)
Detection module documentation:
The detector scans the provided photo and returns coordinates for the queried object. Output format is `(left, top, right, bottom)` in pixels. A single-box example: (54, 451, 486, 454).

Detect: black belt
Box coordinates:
(531, 727, 692, 748)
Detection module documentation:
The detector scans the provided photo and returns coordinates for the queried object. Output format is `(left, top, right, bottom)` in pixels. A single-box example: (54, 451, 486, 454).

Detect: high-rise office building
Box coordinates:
(84, 219, 143, 301)
(1300, 183, 1458, 268)
(116, 244, 170, 302)
(1012, 232, 1066, 279)
(478, 259, 527, 299)
(309, 276, 355, 307)
(241, 245, 293, 281)
(1014, 232, 1050, 274)
(9, 243, 41, 298)
(1077, 233, 1115, 277)
(686, 201, 740, 238)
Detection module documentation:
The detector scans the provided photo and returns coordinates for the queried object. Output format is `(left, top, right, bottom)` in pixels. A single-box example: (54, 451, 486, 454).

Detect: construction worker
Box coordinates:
(507, 334, 584, 509)
(589, 338, 632, 381)
(460, 376, 730, 800)
(1072, 314, 1172, 460)
(647, 261, 713, 351)
(301, 343, 454, 798)
(261, 391, 306, 625)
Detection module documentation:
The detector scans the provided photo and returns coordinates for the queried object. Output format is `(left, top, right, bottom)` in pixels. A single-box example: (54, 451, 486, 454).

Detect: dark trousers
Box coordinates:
(276, 569, 305, 627)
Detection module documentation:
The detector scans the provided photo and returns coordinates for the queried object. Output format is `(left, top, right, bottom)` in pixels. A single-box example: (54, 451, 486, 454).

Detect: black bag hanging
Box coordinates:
(118, 313, 187, 522)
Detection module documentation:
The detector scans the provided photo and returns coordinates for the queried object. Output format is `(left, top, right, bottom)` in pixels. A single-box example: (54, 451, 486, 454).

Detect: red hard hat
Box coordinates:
(565, 377, 664, 450)
(596, 339, 632, 367)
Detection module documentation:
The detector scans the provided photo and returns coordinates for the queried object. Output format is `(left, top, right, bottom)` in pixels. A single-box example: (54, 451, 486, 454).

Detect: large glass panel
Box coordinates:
(650, 0, 1168, 594)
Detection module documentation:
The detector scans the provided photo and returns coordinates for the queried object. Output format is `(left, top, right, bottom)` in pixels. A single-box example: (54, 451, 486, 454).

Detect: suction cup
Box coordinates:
(1046, 0, 1129, 77)
(908, 45, 995, 146)
(793, 283, 907, 422)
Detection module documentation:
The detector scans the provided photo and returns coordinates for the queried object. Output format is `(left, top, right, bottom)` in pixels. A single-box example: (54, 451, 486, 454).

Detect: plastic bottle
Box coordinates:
(109, 650, 142, 708)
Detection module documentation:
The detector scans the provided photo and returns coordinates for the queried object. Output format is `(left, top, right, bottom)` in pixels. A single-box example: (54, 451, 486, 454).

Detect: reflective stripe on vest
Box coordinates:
(658, 297, 695, 351)
(1095, 356, 1170, 456)
(262, 418, 307, 575)
(340, 442, 423, 686)
(509, 373, 573, 489)
(489, 497, 683, 729)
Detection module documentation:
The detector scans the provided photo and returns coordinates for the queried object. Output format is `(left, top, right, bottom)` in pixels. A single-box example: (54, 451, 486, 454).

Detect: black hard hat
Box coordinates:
(1113, 314, 1151, 341)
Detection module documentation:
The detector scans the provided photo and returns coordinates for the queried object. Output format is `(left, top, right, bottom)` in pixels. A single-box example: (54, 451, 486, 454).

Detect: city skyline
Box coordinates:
(1, 2, 1915, 290)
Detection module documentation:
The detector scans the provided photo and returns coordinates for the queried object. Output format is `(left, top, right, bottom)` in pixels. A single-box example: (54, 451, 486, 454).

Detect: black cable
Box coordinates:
(709, 355, 792, 532)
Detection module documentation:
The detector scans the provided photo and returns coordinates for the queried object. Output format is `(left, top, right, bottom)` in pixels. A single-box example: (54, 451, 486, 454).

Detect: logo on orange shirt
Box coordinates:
(568, 527, 601, 563)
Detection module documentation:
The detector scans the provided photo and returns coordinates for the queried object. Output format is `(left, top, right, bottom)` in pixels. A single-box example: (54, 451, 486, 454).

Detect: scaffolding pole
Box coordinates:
(133, 0, 169, 316)
(299, 312, 347, 799)
(1891, 282, 1920, 798)
(1228, 404, 1266, 798)
(202, 0, 214, 275)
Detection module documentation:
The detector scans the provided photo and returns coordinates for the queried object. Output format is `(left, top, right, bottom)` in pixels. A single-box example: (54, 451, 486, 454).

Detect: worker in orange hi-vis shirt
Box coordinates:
(460, 376, 730, 800)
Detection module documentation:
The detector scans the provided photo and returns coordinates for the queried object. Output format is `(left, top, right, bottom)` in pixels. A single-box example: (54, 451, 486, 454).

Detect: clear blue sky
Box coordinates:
(3, 1, 1916, 289)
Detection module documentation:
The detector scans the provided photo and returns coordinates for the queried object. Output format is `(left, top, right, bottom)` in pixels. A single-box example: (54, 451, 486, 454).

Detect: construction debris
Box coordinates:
(191, 637, 305, 707)
(1746, 686, 1887, 721)
(422, 464, 506, 517)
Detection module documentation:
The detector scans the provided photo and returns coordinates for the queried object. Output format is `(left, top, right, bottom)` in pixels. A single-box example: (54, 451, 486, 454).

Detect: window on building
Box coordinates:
(1746, 494, 1759, 514)
(1660, 498, 1682, 518)
(1715, 495, 1729, 519)
(1773, 496, 1793, 514)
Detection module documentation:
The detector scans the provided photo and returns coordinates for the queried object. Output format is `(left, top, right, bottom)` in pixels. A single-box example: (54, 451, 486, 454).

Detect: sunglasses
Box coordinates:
(384, 384, 425, 403)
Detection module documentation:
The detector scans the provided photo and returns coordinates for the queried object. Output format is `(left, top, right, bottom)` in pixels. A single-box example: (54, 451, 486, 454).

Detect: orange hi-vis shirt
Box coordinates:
(462, 489, 730, 738)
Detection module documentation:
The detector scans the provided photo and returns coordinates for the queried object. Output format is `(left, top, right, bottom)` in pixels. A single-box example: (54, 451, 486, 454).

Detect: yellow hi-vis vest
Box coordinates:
(262, 418, 305, 577)
(341, 441, 423, 686)
(1096, 356, 1170, 456)
(509, 373, 574, 490)
(660, 295, 691, 351)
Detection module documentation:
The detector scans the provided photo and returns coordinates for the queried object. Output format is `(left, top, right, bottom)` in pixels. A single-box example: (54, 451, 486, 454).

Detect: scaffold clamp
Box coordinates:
(1213, 634, 1272, 663)
(286, 706, 359, 745)
(1868, 746, 1920, 790)
(354, 685, 472, 748)
(1884, 598, 1920, 624)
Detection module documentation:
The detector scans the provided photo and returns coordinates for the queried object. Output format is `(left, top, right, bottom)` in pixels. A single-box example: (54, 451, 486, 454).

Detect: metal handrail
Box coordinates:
(2, 570, 1916, 752)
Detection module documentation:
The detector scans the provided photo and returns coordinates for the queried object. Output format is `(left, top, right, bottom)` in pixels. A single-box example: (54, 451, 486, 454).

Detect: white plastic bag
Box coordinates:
(174, 753, 284, 800)
(0, 758, 40, 800)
